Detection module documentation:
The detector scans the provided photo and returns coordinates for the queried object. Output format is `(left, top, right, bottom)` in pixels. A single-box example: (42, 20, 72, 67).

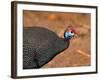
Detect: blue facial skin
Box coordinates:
(64, 32, 74, 40)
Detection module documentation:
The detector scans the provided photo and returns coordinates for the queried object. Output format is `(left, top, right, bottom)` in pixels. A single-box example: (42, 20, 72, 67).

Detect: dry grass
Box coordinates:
(23, 10, 91, 68)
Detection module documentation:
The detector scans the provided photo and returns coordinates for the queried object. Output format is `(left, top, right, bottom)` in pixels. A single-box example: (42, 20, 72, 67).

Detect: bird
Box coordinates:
(23, 25, 77, 69)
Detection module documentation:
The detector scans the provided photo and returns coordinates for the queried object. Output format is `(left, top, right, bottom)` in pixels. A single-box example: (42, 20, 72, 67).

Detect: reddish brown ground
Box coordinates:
(23, 10, 91, 68)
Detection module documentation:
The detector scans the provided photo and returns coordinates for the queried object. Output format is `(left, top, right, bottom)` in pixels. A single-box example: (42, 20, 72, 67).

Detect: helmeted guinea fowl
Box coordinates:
(23, 25, 76, 69)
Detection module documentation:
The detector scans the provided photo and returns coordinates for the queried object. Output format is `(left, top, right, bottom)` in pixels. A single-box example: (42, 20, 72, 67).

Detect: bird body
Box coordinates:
(23, 26, 75, 69)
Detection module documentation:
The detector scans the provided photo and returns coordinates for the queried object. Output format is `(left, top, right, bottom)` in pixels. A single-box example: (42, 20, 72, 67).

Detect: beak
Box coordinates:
(74, 34, 78, 38)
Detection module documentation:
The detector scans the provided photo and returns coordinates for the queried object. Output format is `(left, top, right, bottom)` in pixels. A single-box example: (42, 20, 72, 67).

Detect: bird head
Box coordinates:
(64, 25, 77, 40)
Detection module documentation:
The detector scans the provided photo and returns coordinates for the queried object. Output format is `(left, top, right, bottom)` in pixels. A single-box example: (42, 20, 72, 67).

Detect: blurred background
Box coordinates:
(23, 10, 91, 68)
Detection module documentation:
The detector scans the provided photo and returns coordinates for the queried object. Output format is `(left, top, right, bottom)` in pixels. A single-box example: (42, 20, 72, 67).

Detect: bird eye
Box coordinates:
(71, 31, 73, 33)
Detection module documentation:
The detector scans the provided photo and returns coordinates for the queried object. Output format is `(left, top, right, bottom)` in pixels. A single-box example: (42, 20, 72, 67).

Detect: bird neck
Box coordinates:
(64, 38, 70, 42)
(64, 38, 70, 49)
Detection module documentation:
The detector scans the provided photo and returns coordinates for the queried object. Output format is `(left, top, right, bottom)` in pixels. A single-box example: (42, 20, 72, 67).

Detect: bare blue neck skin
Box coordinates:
(64, 32, 74, 40)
